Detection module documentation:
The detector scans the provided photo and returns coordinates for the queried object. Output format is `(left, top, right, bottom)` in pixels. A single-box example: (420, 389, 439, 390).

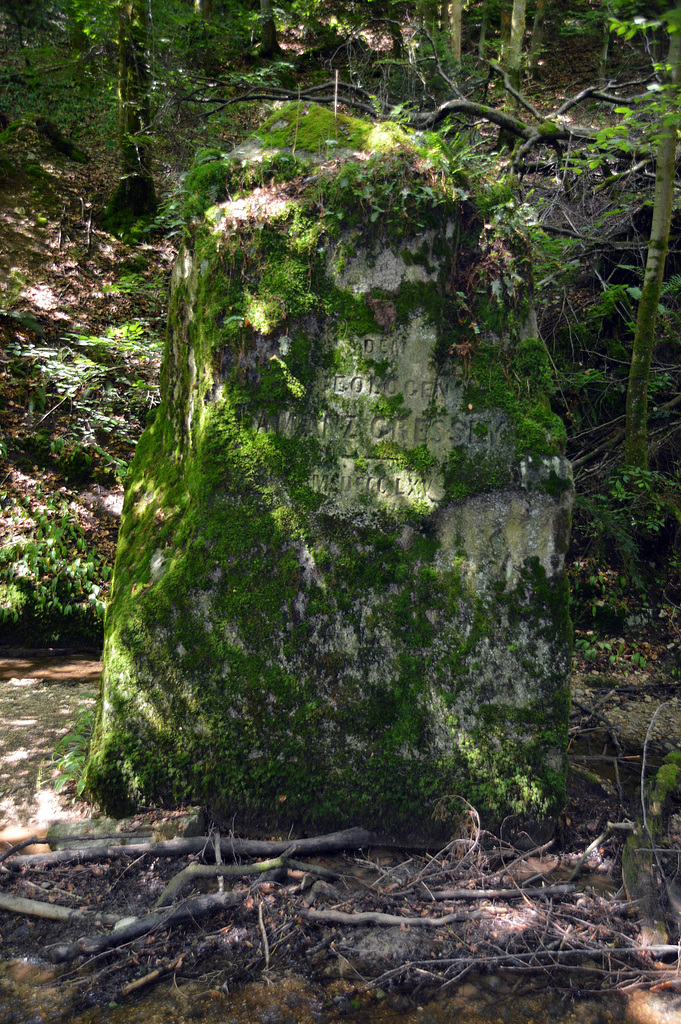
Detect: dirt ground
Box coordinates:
(0, 653, 99, 854)
(0, 649, 679, 1011)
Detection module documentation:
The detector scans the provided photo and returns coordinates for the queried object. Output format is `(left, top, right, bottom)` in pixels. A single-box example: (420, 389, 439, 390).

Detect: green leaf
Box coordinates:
(626, 286, 643, 300)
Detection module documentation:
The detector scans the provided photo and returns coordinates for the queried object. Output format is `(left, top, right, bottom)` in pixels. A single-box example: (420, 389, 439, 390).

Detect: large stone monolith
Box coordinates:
(85, 105, 573, 839)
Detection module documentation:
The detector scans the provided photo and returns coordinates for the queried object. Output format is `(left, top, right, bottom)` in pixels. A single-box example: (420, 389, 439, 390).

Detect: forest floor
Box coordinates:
(0, 646, 680, 1019)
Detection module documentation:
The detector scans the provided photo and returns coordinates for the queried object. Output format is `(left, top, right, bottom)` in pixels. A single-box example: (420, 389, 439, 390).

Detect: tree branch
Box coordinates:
(489, 61, 545, 123)
(7, 826, 372, 871)
(48, 891, 243, 963)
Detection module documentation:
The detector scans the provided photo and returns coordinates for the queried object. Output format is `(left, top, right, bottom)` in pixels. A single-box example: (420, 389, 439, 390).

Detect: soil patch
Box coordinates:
(0, 652, 100, 834)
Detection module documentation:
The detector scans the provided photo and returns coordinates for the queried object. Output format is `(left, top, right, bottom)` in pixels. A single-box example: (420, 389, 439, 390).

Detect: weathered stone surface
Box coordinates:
(85, 104, 573, 839)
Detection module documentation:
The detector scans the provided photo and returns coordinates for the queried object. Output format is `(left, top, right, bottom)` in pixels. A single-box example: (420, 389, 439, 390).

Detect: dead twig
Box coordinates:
(118, 955, 184, 999)
(258, 899, 270, 969)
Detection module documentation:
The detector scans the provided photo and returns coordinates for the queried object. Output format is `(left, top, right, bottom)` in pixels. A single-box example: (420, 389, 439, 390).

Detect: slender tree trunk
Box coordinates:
(497, 0, 525, 147)
(449, 0, 462, 59)
(106, 1, 156, 222)
(624, 15, 681, 469)
(194, 0, 213, 20)
(506, 0, 526, 96)
(478, 0, 490, 57)
(528, 0, 547, 79)
(260, 0, 281, 57)
(419, 0, 439, 35)
(598, 18, 612, 82)
(500, 4, 511, 55)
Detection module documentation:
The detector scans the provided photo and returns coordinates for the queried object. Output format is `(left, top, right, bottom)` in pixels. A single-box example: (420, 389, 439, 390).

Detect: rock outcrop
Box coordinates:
(85, 104, 572, 839)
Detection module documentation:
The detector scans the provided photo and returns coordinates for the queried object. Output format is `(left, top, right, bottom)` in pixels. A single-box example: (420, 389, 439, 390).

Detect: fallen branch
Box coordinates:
(0, 836, 44, 864)
(422, 883, 575, 901)
(299, 908, 480, 927)
(156, 851, 293, 908)
(8, 826, 371, 871)
(0, 892, 121, 926)
(48, 891, 243, 963)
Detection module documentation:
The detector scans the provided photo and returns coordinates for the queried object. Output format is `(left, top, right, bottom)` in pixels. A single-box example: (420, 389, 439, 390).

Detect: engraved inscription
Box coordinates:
(310, 460, 445, 505)
(328, 374, 455, 402)
(363, 337, 409, 357)
(252, 325, 509, 510)
(254, 410, 300, 437)
(313, 410, 505, 449)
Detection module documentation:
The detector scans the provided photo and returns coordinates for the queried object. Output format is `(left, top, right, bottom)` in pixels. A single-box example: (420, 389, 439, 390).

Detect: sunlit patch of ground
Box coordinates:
(0, 661, 99, 829)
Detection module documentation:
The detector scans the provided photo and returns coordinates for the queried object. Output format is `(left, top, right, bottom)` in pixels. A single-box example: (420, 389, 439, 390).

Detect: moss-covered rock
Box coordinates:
(85, 105, 573, 839)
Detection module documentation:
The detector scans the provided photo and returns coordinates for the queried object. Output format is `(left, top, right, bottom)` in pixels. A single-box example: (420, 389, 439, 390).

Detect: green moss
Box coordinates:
(461, 340, 566, 463)
(258, 102, 414, 156)
(86, 112, 571, 835)
(651, 754, 681, 813)
(26, 163, 53, 180)
(443, 446, 512, 501)
(538, 120, 561, 136)
(474, 178, 515, 219)
(183, 152, 309, 221)
(511, 337, 555, 395)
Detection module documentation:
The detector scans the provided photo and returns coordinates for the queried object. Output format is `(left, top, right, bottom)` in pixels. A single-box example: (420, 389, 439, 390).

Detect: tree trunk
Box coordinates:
(506, 0, 526, 96)
(500, 4, 511, 54)
(106, 1, 156, 224)
(449, 0, 462, 59)
(625, 15, 681, 469)
(194, 0, 213, 21)
(497, 0, 525, 147)
(419, 0, 439, 35)
(598, 18, 612, 82)
(260, 0, 281, 57)
(528, 0, 547, 79)
(478, 0, 490, 57)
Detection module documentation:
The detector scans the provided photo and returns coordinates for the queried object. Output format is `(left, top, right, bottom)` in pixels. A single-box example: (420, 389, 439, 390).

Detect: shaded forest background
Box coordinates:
(0, 0, 680, 685)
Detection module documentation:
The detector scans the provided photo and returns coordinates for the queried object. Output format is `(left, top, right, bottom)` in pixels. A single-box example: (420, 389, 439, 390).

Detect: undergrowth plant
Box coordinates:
(0, 490, 110, 621)
(569, 465, 681, 628)
(574, 633, 647, 671)
(52, 698, 96, 799)
(5, 315, 162, 482)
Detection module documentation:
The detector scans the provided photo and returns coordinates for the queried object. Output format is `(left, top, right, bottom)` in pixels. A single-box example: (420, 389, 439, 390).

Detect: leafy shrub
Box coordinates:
(52, 700, 96, 799)
(570, 465, 681, 626)
(0, 492, 110, 624)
